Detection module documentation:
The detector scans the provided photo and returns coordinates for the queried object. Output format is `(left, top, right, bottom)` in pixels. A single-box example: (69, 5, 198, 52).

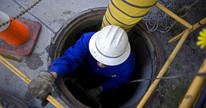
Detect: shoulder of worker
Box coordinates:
(119, 52, 135, 70)
(114, 52, 135, 78)
(80, 32, 96, 42)
(75, 32, 96, 48)
(125, 52, 135, 64)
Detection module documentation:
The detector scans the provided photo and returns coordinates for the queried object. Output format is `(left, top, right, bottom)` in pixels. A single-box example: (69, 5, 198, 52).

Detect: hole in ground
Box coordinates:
(49, 8, 165, 108)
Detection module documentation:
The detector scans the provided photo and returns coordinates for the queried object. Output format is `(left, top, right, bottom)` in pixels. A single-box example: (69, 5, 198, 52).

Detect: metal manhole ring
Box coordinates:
(0, 92, 28, 108)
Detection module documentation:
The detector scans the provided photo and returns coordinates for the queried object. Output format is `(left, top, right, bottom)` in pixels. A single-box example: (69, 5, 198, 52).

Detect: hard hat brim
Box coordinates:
(89, 32, 131, 66)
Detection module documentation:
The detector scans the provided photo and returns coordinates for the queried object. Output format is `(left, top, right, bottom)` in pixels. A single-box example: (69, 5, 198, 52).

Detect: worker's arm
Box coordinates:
(28, 32, 95, 102)
(98, 86, 103, 92)
(49, 32, 96, 80)
(50, 71, 58, 79)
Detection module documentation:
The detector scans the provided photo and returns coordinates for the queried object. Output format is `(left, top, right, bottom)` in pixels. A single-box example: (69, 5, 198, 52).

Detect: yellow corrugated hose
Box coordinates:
(101, 0, 157, 32)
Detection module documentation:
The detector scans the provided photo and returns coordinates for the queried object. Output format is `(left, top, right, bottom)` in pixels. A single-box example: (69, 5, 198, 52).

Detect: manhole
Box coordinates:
(49, 7, 165, 108)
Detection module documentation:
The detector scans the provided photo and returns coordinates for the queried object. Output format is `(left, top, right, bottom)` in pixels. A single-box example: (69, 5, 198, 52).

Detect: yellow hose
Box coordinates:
(101, 0, 157, 32)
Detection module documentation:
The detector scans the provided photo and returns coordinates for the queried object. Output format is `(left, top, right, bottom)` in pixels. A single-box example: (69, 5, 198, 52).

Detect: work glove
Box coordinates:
(85, 88, 101, 103)
(28, 72, 55, 101)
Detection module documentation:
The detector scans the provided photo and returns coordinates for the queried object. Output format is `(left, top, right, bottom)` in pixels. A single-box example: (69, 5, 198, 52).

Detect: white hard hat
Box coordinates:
(89, 25, 131, 66)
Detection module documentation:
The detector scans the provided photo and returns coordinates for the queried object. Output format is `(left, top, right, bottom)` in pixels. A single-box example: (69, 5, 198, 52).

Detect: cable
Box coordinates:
(126, 73, 206, 84)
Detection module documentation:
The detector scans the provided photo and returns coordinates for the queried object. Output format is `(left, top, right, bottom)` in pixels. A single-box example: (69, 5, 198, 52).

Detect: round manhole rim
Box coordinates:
(49, 7, 165, 108)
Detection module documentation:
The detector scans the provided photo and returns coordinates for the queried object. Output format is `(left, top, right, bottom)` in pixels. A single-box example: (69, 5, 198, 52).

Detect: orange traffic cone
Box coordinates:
(0, 11, 30, 46)
(0, 11, 41, 56)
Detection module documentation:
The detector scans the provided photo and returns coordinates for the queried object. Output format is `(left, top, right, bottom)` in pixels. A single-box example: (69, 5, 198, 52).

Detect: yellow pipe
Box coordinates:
(179, 59, 206, 108)
(168, 17, 206, 43)
(193, 92, 201, 108)
(0, 56, 30, 83)
(0, 106, 3, 108)
(155, 2, 192, 30)
(0, 55, 66, 108)
(137, 29, 190, 108)
(0, 52, 22, 62)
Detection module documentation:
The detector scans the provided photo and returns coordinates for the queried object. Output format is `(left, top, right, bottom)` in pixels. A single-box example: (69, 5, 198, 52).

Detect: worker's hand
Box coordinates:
(85, 87, 101, 102)
(28, 72, 55, 101)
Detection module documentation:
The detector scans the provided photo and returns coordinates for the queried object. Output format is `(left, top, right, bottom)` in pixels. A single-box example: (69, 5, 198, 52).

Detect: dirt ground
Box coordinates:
(142, 0, 206, 107)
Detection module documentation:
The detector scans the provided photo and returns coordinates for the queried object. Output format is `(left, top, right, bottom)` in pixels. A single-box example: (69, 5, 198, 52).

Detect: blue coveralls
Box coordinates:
(49, 32, 135, 91)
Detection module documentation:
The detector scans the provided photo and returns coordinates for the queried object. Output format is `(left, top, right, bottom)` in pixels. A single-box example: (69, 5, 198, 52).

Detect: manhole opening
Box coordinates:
(50, 8, 164, 108)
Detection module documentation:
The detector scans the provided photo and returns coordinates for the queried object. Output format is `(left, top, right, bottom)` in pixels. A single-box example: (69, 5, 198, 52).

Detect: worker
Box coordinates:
(28, 25, 135, 104)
